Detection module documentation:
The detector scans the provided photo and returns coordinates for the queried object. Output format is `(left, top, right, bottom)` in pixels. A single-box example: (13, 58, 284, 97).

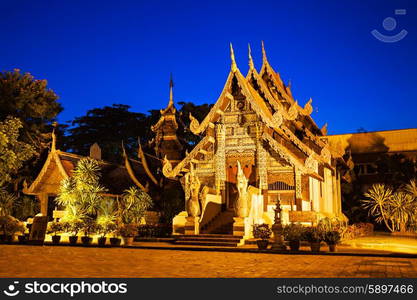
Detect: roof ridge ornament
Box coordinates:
(230, 43, 238, 73)
(51, 121, 58, 152)
(168, 73, 174, 108)
(261, 40, 268, 64)
(303, 98, 313, 116)
(248, 43, 255, 70)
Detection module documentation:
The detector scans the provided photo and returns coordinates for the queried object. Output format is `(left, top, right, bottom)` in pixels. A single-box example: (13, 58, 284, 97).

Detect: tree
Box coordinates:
(361, 184, 394, 232)
(63, 104, 148, 162)
(389, 192, 415, 232)
(117, 187, 153, 225)
(0, 117, 36, 188)
(55, 157, 107, 218)
(362, 183, 417, 232)
(0, 69, 62, 152)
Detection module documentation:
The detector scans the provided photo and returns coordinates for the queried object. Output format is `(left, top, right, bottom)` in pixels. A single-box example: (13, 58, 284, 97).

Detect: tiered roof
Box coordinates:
(163, 42, 342, 179)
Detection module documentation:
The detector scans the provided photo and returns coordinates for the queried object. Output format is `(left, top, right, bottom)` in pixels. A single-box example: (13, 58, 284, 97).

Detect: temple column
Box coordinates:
(294, 169, 302, 211)
(256, 125, 268, 191)
(38, 193, 48, 216)
(215, 124, 226, 196)
(323, 167, 333, 213)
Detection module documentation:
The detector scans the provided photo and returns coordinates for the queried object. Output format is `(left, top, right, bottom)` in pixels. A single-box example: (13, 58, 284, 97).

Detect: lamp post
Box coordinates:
(271, 195, 287, 251)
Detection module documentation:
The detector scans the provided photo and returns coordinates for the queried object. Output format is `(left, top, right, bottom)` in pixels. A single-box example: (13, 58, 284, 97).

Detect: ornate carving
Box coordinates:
(320, 146, 331, 165)
(189, 113, 201, 135)
(234, 161, 249, 217)
(287, 102, 298, 120)
(295, 169, 302, 199)
(185, 164, 201, 217)
(272, 111, 283, 128)
(256, 125, 268, 190)
(162, 155, 174, 178)
(302, 98, 313, 116)
(305, 153, 318, 173)
(215, 124, 226, 192)
(321, 123, 328, 136)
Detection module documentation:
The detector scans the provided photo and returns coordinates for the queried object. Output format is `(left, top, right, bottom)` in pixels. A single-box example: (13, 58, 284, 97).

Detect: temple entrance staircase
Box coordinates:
(172, 210, 244, 247)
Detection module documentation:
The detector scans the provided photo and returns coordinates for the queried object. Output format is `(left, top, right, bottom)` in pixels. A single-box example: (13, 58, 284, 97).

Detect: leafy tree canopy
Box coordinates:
(0, 69, 62, 152)
(0, 117, 36, 188)
(63, 102, 212, 162)
(63, 104, 148, 162)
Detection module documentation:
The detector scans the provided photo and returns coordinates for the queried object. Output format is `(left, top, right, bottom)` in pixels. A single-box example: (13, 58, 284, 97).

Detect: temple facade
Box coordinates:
(162, 43, 347, 237)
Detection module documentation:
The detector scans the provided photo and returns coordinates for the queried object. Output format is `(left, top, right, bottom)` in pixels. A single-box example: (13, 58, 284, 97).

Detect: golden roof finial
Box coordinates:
(248, 43, 254, 70)
(51, 121, 57, 152)
(230, 43, 238, 73)
(261, 40, 268, 64)
(168, 73, 174, 108)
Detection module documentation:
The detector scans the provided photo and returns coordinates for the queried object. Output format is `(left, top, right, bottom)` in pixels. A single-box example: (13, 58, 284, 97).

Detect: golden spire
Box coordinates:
(248, 43, 254, 70)
(230, 43, 238, 73)
(51, 121, 57, 152)
(261, 40, 268, 64)
(168, 73, 174, 108)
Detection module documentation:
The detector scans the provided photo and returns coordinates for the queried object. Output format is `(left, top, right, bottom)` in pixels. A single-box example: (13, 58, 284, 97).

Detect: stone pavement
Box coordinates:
(1, 245, 416, 278)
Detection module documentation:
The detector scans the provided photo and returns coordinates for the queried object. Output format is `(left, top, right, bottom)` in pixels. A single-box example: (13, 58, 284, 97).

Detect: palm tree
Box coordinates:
(362, 184, 394, 232)
(404, 179, 417, 199)
(117, 187, 152, 225)
(55, 158, 107, 218)
(390, 192, 415, 232)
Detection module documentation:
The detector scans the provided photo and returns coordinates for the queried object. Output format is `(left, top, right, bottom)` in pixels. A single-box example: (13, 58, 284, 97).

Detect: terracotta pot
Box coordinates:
(122, 236, 134, 246)
(328, 243, 336, 252)
(310, 241, 321, 252)
(69, 236, 78, 245)
(81, 236, 92, 246)
(289, 240, 300, 251)
(52, 235, 61, 245)
(98, 237, 107, 247)
(110, 237, 121, 246)
(256, 239, 269, 250)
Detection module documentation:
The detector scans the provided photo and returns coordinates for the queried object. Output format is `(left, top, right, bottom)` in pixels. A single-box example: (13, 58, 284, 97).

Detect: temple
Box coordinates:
(23, 125, 158, 218)
(162, 43, 348, 238)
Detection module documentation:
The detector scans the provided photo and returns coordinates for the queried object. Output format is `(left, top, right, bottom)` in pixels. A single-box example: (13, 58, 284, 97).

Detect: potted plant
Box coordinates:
(118, 224, 137, 246)
(108, 224, 121, 246)
(303, 226, 323, 252)
(3, 216, 22, 244)
(253, 224, 272, 250)
(81, 218, 97, 246)
(116, 187, 152, 247)
(97, 222, 115, 247)
(48, 221, 63, 244)
(283, 223, 304, 251)
(96, 199, 116, 247)
(66, 220, 83, 245)
(324, 230, 341, 252)
(17, 223, 28, 244)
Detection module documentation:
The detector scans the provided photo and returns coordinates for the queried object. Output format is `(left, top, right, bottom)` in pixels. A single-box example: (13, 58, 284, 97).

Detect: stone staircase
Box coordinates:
(172, 234, 243, 247)
(200, 210, 234, 234)
(171, 210, 242, 247)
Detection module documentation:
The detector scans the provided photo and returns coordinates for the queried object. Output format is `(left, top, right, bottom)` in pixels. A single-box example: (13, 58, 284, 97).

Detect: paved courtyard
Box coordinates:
(1, 245, 416, 278)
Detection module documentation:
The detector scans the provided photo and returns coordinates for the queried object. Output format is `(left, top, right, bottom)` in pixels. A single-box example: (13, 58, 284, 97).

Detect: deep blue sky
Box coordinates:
(1, 0, 416, 134)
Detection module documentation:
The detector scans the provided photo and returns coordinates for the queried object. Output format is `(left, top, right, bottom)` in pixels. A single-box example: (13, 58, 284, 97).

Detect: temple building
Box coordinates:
(162, 43, 348, 238)
(325, 128, 417, 192)
(23, 126, 159, 219)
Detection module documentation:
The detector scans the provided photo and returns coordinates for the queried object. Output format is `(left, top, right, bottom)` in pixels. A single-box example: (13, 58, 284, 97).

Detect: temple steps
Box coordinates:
(200, 210, 234, 234)
(172, 234, 244, 247)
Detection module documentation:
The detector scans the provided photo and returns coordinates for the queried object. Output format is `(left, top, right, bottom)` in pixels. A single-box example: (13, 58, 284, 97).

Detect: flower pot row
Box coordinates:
(253, 223, 342, 252)
(49, 235, 134, 247)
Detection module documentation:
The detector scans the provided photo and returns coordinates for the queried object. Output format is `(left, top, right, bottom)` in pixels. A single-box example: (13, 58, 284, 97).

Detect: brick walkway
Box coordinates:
(1, 245, 416, 277)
